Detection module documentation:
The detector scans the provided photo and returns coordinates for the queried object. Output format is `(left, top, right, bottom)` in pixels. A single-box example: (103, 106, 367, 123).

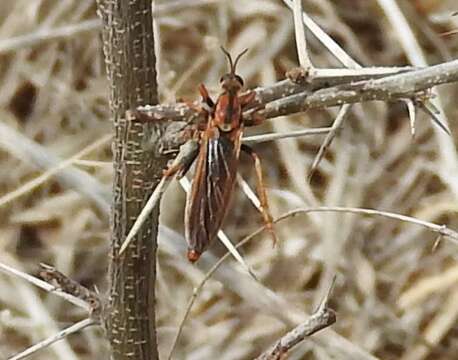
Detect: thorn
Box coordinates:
(419, 103, 451, 136)
(405, 100, 416, 138)
(424, 100, 440, 115)
(432, 234, 442, 252)
(317, 275, 337, 313)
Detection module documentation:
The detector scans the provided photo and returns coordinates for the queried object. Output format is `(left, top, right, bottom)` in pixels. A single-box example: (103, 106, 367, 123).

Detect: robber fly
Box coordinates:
(146, 48, 277, 262)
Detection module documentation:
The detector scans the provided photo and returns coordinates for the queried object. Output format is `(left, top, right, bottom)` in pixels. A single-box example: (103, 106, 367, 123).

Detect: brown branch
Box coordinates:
(96, 0, 167, 359)
(39, 263, 102, 319)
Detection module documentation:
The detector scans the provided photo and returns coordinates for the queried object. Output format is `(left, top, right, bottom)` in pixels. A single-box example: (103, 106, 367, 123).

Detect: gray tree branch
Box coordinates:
(134, 59, 458, 152)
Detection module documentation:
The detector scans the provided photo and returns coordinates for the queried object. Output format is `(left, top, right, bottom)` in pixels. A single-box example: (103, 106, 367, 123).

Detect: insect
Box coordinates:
(141, 48, 277, 262)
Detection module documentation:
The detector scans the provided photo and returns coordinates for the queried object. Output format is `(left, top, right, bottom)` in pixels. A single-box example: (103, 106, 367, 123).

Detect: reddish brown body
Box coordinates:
(165, 48, 276, 262)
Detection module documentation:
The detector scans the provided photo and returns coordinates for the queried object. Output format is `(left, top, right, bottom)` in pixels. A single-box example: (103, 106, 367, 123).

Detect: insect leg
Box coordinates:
(241, 144, 278, 246)
(239, 90, 256, 108)
(243, 110, 265, 127)
(198, 83, 215, 114)
(163, 139, 200, 178)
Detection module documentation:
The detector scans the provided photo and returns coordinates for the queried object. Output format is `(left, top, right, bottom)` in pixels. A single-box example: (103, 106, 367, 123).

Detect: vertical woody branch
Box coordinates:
(97, 0, 166, 359)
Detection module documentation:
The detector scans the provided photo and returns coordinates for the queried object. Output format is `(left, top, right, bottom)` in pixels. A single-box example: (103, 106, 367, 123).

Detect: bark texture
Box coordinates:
(97, 1, 166, 359)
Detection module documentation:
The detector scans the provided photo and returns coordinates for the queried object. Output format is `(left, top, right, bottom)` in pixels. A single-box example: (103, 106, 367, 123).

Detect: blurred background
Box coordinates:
(0, 0, 457, 359)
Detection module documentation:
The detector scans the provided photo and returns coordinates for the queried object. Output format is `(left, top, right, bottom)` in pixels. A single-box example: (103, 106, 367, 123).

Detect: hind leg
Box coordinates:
(241, 144, 278, 246)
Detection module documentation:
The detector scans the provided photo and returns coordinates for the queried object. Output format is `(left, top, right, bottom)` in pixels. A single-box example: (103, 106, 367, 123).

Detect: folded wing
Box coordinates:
(185, 129, 242, 260)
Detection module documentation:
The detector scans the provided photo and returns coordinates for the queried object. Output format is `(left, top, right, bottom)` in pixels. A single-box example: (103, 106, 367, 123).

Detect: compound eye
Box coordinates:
(235, 75, 244, 86)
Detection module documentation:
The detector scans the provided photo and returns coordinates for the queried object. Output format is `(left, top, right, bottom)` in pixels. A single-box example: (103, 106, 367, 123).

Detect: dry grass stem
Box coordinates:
(7, 318, 97, 360)
(0, 122, 111, 214)
(292, 0, 313, 70)
(0, 135, 111, 208)
(0, 262, 91, 311)
(119, 175, 173, 255)
(242, 127, 331, 145)
(0, 19, 101, 55)
(308, 104, 351, 179)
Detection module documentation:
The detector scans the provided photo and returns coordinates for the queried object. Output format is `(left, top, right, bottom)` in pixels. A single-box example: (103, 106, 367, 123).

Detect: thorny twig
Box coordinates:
(134, 60, 458, 152)
(133, 65, 415, 127)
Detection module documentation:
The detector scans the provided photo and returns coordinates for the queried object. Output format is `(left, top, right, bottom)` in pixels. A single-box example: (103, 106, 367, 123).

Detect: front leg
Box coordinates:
(243, 110, 265, 127)
(241, 144, 278, 246)
(239, 91, 265, 127)
(239, 90, 256, 108)
(163, 139, 200, 179)
(198, 83, 215, 116)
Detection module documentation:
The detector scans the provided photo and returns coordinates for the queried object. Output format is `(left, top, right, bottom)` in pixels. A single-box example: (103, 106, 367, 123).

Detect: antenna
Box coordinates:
(220, 47, 248, 74)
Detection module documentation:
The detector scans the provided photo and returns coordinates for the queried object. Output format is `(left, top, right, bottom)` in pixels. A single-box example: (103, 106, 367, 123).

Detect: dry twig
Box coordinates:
(255, 277, 337, 360)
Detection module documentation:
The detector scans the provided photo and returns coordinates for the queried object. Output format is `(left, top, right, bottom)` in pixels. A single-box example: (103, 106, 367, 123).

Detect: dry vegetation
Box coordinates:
(1, 0, 458, 359)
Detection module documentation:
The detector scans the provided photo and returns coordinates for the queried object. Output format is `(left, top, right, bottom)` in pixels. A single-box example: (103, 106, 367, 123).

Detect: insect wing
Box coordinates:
(185, 129, 242, 260)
